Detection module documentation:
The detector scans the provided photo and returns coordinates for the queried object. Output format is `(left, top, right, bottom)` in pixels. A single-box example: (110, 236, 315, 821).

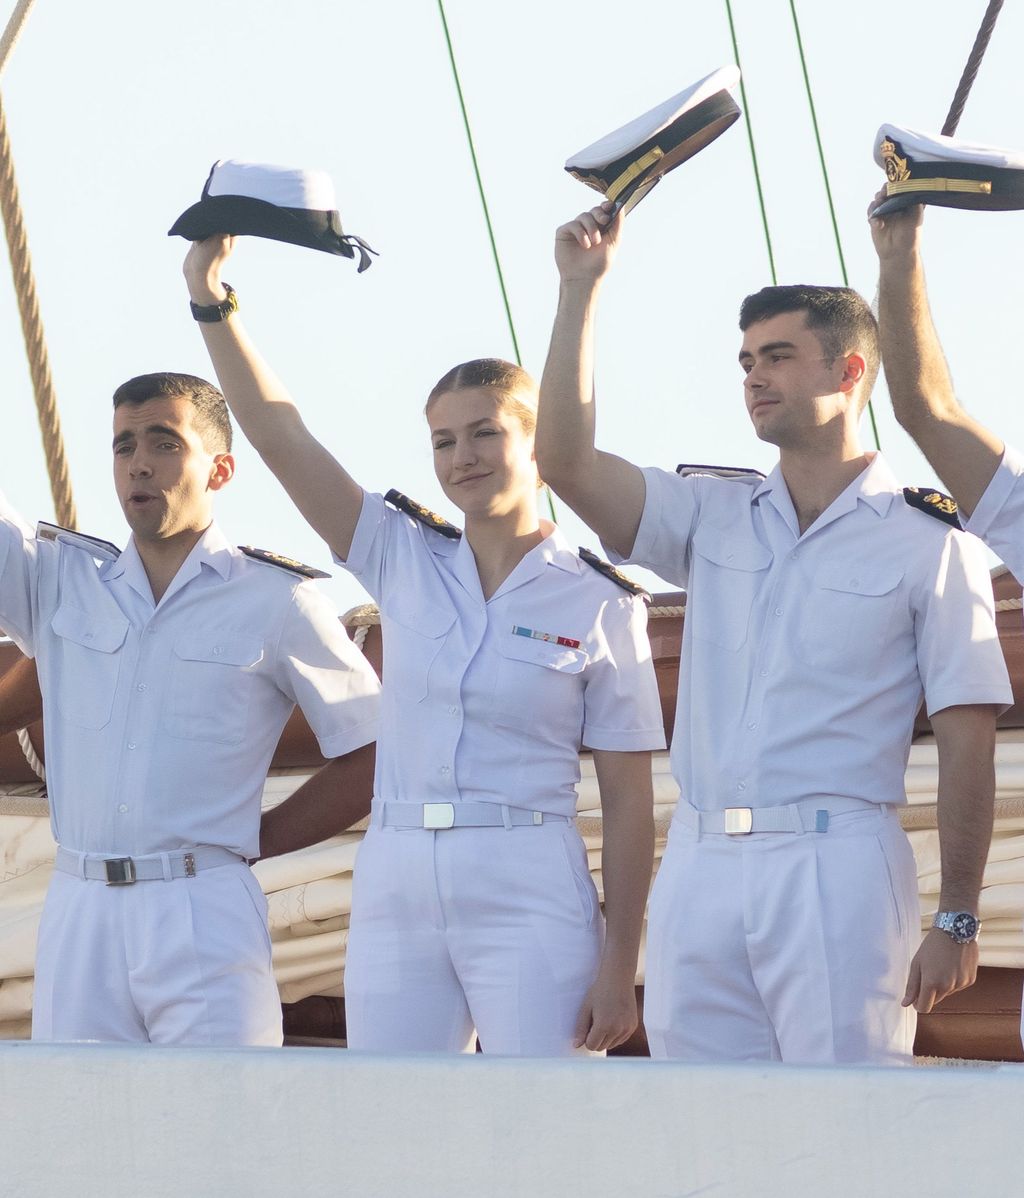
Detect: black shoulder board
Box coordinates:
(676, 463, 766, 481)
(903, 487, 960, 528)
(239, 546, 331, 579)
(578, 547, 651, 601)
(385, 489, 462, 539)
(36, 522, 121, 560)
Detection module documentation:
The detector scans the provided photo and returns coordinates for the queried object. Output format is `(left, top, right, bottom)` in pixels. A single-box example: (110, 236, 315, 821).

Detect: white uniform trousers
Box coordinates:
(32, 861, 282, 1045)
(344, 820, 603, 1055)
(644, 804, 919, 1064)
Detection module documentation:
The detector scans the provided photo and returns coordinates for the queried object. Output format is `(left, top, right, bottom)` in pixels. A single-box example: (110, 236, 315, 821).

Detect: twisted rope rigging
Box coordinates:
(942, 0, 1005, 137)
(0, 93, 76, 529)
(0, 1, 77, 530)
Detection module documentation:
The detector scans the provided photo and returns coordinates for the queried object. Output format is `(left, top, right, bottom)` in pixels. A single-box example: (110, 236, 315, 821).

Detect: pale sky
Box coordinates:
(1, 0, 1022, 613)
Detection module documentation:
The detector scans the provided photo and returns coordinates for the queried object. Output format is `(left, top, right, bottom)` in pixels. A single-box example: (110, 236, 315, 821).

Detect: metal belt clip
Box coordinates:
(723, 808, 753, 836)
(423, 803, 456, 830)
(104, 857, 137, 886)
(183, 853, 197, 877)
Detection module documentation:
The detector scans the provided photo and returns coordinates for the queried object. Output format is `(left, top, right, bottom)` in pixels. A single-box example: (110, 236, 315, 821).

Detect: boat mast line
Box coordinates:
(723, 0, 777, 287)
(435, 1, 556, 522)
(788, 0, 882, 453)
(0, 0, 35, 77)
(942, 0, 1005, 137)
(0, 2, 78, 530)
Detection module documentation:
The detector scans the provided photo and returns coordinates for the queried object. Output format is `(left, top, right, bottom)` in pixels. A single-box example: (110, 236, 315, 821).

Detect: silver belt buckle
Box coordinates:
(723, 808, 753, 836)
(423, 803, 456, 830)
(104, 857, 137, 885)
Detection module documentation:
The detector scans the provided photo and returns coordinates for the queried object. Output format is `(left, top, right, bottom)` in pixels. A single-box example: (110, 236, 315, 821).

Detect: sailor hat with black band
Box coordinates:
(565, 65, 741, 214)
(168, 159, 377, 271)
(873, 125, 1024, 217)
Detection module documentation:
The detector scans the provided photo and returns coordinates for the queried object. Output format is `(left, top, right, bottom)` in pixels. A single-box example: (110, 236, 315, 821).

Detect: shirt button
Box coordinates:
(789, 551, 799, 561)
(118, 804, 128, 814)
(737, 781, 747, 792)
(447, 705, 458, 716)
(137, 683, 147, 692)
(127, 742, 137, 750)
(212, 646, 223, 656)
(747, 722, 757, 730)
(850, 578, 860, 587)
(439, 765, 450, 776)
(760, 669, 769, 677)
(84, 632, 93, 640)
(774, 608, 783, 617)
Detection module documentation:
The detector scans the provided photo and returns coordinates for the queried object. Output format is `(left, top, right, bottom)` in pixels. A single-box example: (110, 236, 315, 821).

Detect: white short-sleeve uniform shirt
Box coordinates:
(611, 453, 1011, 818)
(0, 501, 381, 859)
(340, 491, 666, 813)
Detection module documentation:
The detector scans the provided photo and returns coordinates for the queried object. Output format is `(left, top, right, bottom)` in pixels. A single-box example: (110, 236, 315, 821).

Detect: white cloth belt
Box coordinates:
(54, 845, 244, 884)
(674, 796, 891, 836)
(376, 802, 570, 830)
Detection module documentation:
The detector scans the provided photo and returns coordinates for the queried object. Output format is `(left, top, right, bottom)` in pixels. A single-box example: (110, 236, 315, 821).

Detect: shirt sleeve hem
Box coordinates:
(924, 688, 1014, 719)
(331, 490, 382, 577)
(581, 725, 667, 752)
(963, 445, 1020, 540)
(316, 719, 379, 759)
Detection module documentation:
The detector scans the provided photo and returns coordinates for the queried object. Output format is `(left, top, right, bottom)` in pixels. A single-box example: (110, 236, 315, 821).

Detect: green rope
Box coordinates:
(436, 1, 521, 366)
(789, 0, 882, 451)
(436, 1, 557, 521)
(723, 0, 777, 285)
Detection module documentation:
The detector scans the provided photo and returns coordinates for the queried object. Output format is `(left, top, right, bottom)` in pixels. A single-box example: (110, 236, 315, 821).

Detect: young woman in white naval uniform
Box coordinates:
(183, 238, 666, 1055)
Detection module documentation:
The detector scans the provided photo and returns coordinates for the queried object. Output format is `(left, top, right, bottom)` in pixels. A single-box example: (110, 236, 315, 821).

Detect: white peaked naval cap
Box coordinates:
(565, 65, 742, 214)
(872, 124, 1024, 217)
(169, 159, 377, 271)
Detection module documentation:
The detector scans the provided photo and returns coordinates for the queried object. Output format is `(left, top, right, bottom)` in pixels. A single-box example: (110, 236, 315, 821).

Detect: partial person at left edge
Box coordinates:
(0, 371, 381, 1045)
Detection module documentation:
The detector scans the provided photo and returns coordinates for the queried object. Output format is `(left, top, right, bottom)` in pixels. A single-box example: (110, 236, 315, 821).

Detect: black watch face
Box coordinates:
(951, 913, 980, 942)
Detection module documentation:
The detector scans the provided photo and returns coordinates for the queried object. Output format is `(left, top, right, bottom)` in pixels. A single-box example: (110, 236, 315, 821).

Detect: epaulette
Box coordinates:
(36, 522, 120, 561)
(239, 546, 330, 579)
(903, 487, 960, 528)
(385, 489, 462, 539)
(578, 547, 651, 601)
(676, 463, 766, 482)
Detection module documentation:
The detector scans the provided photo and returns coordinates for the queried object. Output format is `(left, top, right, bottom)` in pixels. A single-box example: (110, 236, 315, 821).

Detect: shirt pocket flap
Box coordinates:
(386, 598, 456, 639)
(692, 527, 772, 573)
(51, 605, 129, 654)
(173, 631, 264, 667)
(816, 564, 904, 597)
(499, 636, 589, 673)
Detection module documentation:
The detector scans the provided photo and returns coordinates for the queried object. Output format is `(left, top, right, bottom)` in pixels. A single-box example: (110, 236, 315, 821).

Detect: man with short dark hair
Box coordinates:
(535, 202, 1011, 1064)
(0, 372, 380, 1043)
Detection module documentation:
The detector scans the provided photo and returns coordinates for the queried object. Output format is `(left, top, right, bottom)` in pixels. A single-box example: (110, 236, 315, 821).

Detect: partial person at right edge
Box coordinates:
(537, 199, 1012, 1066)
(870, 193, 1023, 580)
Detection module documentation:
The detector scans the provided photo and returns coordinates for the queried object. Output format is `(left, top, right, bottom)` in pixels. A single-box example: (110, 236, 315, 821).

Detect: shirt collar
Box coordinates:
(103, 523, 235, 588)
(752, 452, 898, 521)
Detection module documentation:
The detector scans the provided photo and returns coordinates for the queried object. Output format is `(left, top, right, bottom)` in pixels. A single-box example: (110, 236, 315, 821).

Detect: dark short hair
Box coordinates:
(738, 285, 880, 403)
(112, 372, 233, 453)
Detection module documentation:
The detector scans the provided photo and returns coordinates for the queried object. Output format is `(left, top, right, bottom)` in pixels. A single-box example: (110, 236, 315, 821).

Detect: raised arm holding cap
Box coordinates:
(871, 185, 1003, 520)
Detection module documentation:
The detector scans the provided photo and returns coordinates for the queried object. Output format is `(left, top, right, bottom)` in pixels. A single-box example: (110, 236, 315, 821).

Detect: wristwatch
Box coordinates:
(932, 911, 981, 944)
(190, 283, 238, 323)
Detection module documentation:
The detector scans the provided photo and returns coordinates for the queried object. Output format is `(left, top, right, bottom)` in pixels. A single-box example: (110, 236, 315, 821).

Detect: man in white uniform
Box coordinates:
(0, 371, 380, 1044)
(535, 203, 1012, 1063)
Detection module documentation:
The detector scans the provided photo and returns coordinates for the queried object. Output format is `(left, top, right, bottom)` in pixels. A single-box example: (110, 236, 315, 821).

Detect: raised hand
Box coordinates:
(554, 201, 624, 285)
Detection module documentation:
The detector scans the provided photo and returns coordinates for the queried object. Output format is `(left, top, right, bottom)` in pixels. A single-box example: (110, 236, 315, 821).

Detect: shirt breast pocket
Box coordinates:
(796, 565, 905, 675)
(381, 599, 455, 702)
(164, 631, 264, 744)
(50, 605, 129, 729)
(688, 528, 772, 652)
(493, 636, 589, 734)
